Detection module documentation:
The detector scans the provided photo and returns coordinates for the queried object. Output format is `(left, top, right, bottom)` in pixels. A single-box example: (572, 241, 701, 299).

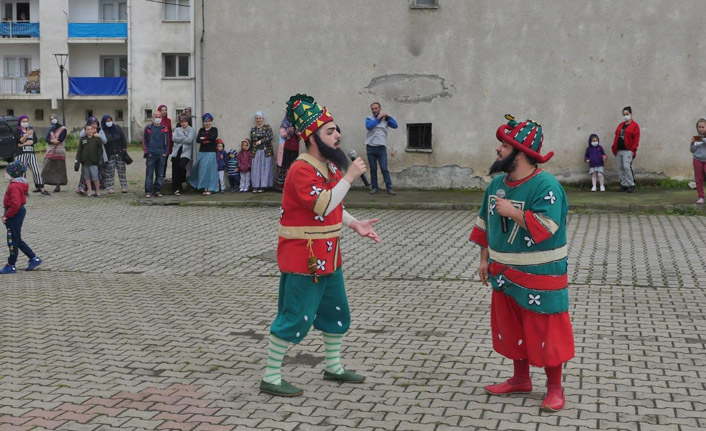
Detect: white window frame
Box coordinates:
(163, 53, 190, 78)
(100, 0, 127, 22)
(100, 55, 127, 77)
(164, 0, 190, 21)
(3, 56, 31, 77)
(1, 1, 30, 21)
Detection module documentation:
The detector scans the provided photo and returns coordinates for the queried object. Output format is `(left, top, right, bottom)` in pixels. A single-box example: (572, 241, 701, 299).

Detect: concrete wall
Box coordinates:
(128, 0, 194, 140)
(195, 0, 706, 188)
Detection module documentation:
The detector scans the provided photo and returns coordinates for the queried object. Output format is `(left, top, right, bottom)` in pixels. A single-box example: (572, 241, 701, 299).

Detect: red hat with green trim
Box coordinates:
(286, 94, 334, 142)
(495, 114, 553, 163)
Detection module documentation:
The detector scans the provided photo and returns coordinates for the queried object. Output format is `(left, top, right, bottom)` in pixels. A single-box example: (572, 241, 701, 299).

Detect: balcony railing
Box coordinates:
(69, 77, 126, 96)
(0, 22, 40, 38)
(0, 77, 40, 95)
(68, 22, 127, 38)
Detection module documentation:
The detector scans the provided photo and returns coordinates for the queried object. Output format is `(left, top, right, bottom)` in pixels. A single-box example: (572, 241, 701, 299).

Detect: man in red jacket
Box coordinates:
(611, 106, 640, 193)
(2, 160, 43, 274)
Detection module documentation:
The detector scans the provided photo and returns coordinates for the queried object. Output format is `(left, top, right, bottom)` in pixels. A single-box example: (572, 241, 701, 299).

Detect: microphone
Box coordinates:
(496, 188, 508, 233)
(348, 150, 371, 188)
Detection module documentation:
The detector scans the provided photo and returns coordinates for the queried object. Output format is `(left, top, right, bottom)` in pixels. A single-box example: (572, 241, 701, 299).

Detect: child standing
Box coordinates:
(690, 118, 706, 204)
(226, 149, 240, 192)
(2, 161, 43, 274)
(76, 123, 104, 197)
(585, 133, 607, 192)
(237, 139, 253, 192)
(216, 139, 227, 193)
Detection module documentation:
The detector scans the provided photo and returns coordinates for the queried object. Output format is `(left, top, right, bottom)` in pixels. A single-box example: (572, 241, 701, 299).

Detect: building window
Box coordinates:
(85, 109, 93, 120)
(165, 0, 190, 21)
(7, 109, 14, 116)
(115, 109, 124, 121)
(101, 56, 127, 77)
(3, 56, 31, 77)
(407, 123, 432, 151)
(175, 109, 184, 119)
(2, 2, 31, 21)
(34, 109, 43, 121)
(410, 0, 439, 8)
(100, 1, 127, 21)
(144, 109, 152, 120)
(163, 54, 190, 78)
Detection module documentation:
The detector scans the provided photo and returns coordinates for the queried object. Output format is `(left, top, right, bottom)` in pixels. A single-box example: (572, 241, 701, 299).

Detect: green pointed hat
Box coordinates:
(286, 94, 334, 141)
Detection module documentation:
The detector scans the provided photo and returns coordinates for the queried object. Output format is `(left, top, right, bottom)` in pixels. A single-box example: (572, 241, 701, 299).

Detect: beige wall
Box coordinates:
(196, 0, 706, 188)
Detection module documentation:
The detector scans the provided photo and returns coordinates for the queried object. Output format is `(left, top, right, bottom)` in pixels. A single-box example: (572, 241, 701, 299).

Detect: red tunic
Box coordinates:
(277, 153, 343, 276)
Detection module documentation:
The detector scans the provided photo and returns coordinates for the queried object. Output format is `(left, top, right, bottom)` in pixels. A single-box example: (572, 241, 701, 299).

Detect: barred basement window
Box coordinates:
(411, 0, 438, 9)
(34, 109, 43, 121)
(144, 109, 152, 120)
(6, 109, 14, 116)
(407, 123, 432, 151)
(85, 109, 93, 120)
(115, 109, 124, 121)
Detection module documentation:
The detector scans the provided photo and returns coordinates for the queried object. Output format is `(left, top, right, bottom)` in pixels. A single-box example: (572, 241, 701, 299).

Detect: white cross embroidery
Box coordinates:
(310, 185, 323, 196)
(329, 164, 338, 174)
(316, 259, 326, 271)
(279, 207, 284, 219)
(489, 202, 496, 215)
(543, 190, 556, 205)
(528, 294, 541, 306)
(326, 241, 333, 252)
(314, 215, 325, 222)
(524, 236, 535, 247)
(316, 171, 323, 178)
(496, 276, 505, 287)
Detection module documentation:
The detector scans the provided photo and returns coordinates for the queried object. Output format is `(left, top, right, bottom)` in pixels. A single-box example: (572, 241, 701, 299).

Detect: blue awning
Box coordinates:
(68, 22, 127, 38)
(69, 77, 127, 96)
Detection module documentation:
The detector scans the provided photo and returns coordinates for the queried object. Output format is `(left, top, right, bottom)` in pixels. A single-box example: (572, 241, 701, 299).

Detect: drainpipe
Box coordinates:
(199, 0, 204, 127)
(126, 0, 132, 140)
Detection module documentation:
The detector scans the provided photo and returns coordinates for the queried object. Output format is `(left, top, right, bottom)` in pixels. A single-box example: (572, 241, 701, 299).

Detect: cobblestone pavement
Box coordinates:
(1, 165, 705, 430)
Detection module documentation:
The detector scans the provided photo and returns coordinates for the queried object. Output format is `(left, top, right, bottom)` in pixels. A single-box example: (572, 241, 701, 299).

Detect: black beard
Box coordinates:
(489, 149, 519, 175)
(313, 133, 349, 171)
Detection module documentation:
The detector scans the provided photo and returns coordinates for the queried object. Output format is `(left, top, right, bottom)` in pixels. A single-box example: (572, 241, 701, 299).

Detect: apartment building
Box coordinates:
(0, 0, 195, 140)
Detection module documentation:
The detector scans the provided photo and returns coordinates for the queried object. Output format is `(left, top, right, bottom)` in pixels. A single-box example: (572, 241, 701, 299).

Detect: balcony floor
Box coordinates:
(68, 38, 126, 44)
(0, 38, 40, 44)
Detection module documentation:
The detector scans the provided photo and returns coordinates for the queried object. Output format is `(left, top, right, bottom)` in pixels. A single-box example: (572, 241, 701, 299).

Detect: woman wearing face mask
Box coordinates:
(76, 116, 108, 195)
(611, 106, 640, 193)
(12, 115, 50, 195)
(101, 114, 129, 193)
(41, 114, 68, 192)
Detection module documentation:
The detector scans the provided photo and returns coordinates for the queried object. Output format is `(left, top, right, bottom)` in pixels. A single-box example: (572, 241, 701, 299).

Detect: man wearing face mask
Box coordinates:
(260, 94, 381, 397)
(611, 106, 640, 193)
(469, 115, 573, 412)
(142, 112, 169, 198)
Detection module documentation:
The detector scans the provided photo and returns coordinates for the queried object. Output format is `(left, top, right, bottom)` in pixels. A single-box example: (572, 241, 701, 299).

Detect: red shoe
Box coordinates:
(484, 379, 532, 395)
(540, 389, 565, 412)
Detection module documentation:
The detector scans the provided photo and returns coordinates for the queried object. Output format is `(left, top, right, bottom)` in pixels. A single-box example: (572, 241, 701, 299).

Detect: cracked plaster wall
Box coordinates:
(199, 0, 706, 189)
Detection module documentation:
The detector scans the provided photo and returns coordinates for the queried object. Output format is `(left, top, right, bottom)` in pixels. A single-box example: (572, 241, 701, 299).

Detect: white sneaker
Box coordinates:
(591, 186, 597, 192)
(600, 185, 605, 192)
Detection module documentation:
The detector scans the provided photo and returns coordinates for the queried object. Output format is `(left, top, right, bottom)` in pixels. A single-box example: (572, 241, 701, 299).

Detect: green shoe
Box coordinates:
(259, 379, 303, 397)
(323, 370, 365, 383)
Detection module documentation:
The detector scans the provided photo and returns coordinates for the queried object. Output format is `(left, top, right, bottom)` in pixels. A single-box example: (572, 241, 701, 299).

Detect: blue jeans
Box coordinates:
(5, 206, 35, 266)
(366, 145, 392, 190)
(145, 154, 166, 193)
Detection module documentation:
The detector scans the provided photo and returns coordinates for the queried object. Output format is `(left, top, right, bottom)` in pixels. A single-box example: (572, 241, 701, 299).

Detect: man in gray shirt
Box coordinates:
(365, 102, 398, 195)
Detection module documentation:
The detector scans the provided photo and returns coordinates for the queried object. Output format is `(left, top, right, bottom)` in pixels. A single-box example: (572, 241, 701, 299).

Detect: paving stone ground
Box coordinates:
(0, 158, 705, 430)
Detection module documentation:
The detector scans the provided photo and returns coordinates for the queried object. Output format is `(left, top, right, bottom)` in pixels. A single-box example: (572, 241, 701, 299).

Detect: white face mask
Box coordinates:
(51, 119, 58, 125)
(20, 122, 29, 128)
(624, 114, 631, 121)
(154, 118, 162, 125)
(105, 121, 113, 128)
(591, 141, 599, 147)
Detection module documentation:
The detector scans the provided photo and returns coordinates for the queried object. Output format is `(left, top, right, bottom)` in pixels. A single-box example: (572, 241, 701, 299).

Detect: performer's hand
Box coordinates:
(343, 157, 367, 183)
(351, 218, 381, 243)
(479, 259, 489, 286)
(495, 197, 518, 218)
